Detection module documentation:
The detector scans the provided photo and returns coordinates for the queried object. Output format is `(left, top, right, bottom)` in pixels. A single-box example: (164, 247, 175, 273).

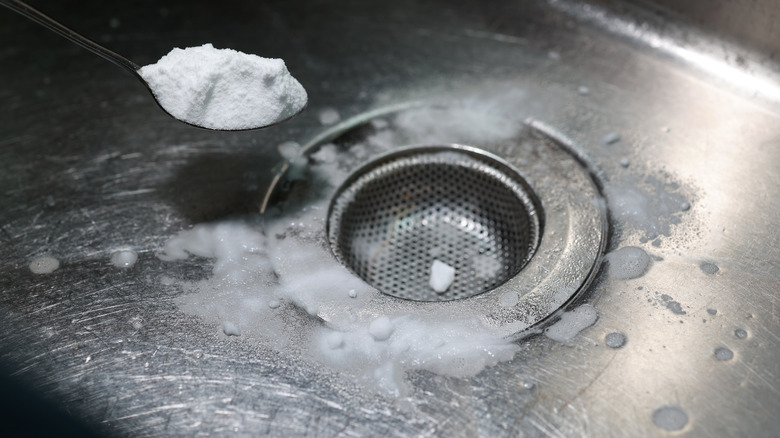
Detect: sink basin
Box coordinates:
(1, 0, 778, 436)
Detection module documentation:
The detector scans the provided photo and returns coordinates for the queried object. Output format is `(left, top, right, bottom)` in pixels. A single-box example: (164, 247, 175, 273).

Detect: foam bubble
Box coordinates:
(110, 249, 138, 269)
(544, 304, 599, 343)
(222, 321, 241, 336)
(606, 247, 650, 279)
(605, 332, 626, 348)
(29, 256, 60, 274)
(368, 316, 395, 341)
(714, 347, 733, 361)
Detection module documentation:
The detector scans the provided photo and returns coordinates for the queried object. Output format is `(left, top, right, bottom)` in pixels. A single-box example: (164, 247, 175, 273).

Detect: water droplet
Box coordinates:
(652, 406, 688, 431)
(222, 321, 241, 336)
(605, 332, 626, 348)
(700, 262, 719, 275)
(578, 86, 590, 95)
(29, 256, 60, 274)
(110, 249, 138, 269)
(522, 381, 536, 390)
(619, 157, 630, 167)
(268, 300, 281, 309)
(318, 108, 341, 125)
(734, 329, 747, 339)
(714, 347, 733, 361)
(706, 308, 717, 315)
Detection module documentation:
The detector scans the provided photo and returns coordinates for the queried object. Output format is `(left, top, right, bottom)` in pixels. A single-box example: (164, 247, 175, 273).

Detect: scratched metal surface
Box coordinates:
(1, 0, 779, 436)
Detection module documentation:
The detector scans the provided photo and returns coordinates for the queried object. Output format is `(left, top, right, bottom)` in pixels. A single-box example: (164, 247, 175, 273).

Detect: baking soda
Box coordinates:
(139, 44, 307, 130)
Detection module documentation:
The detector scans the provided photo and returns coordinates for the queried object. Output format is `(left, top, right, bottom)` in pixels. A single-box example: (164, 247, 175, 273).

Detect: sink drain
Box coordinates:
(328, 146, 541, 301)
(267, 104, 607, 339)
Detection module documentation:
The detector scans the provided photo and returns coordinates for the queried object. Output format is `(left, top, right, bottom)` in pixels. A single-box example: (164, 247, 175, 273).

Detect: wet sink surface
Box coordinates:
(1, 0, 779, 436)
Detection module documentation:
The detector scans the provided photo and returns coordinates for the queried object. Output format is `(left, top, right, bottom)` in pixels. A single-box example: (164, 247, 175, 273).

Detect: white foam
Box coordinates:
(222, 321, 241, 336)
(606, 246, 651, 279)
(368, 316, 395, 341)
(161, 217, 520, 396)
(312, 316, 518, 397)
(544, 304, 599, 343)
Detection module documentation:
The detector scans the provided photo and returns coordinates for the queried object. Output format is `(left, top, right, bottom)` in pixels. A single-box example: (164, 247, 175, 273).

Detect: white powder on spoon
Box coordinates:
(139, 44, 307, 130)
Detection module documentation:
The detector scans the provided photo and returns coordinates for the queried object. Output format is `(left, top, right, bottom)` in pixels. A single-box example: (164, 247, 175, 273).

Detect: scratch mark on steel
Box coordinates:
(558, 351, 617, 412)
(108, 403, 189, 421)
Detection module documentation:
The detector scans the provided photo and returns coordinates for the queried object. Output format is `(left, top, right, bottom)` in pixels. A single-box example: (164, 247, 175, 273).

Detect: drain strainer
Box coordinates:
(328, 147, 541, 301)
(266, 104, 607, 339)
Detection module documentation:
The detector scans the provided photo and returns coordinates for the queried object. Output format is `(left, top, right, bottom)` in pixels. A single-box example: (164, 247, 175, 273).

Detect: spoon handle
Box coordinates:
(0, 0, 141, 74)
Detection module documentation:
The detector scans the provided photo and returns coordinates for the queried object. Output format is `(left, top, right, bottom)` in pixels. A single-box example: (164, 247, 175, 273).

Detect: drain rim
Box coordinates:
(267, 104, 608, 340)
(326, 144, 544, 302)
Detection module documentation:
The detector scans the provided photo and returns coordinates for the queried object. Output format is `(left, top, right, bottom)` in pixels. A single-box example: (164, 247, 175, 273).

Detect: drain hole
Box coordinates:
(327, 146, 542, 301)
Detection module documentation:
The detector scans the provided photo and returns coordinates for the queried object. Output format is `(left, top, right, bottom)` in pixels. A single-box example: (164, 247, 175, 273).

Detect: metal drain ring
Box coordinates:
(269, 105, 607, 339)
(328, 147, 542, 302)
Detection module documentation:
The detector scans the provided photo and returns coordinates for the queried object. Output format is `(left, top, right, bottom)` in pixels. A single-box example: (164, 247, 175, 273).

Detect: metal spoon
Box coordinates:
(0, 0, 306, 131)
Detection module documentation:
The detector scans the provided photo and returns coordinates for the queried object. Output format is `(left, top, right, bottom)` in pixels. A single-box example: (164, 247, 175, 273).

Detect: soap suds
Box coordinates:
(139, 44, 307, 130)
(605, 246, 650, 279)
(29, 256, 60, 274)
(544, 304, 599, 343)
(429, 260, 455, 293)
(368, 316, 395, 341)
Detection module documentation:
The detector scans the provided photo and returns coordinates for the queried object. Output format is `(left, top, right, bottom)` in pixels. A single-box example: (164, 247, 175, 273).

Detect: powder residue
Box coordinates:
(160, 216, 519, 397)
(605, 175, 689, 239)
(139, 44, 307, 130)
(429, 259, 455, 293)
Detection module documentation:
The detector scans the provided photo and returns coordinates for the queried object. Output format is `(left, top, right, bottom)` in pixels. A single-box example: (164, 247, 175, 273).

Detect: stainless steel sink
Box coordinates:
(1, 0, 778, 436)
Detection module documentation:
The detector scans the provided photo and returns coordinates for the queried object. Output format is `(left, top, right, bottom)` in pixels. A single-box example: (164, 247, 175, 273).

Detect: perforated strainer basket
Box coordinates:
(327, 146, 542, 302)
